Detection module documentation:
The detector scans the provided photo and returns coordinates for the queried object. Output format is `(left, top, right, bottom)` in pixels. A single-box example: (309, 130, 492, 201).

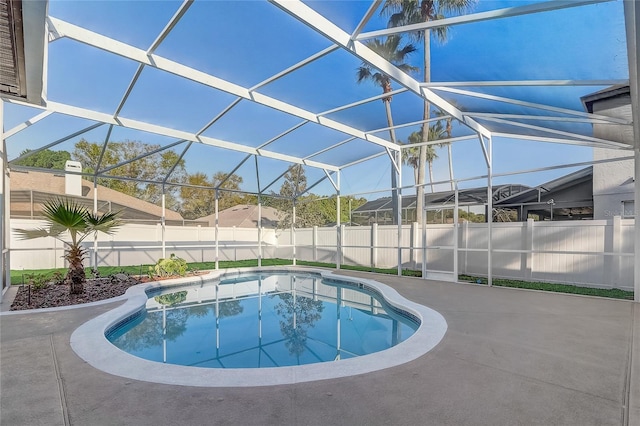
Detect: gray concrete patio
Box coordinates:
(1, 271, 638, 426)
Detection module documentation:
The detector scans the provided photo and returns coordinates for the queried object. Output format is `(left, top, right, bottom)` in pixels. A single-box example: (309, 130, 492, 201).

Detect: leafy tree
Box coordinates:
(456, 209, 476, 222)
(382, 0, 476, 221)
(213, 172, 255, 210)
(279, 165, 307, 198)
(73, 139, 187, 210)
(180, 172, 215, 220)
(308, 195, 368, 225)
(276, 165, 309, 228)
(13, 149, 71, 170)
(357, 35, 418, 225)
(267, 166, 368, 227)
(180, 171, 253, 220)
(288, 196, 324, 228)
(14, 198, 121, 294)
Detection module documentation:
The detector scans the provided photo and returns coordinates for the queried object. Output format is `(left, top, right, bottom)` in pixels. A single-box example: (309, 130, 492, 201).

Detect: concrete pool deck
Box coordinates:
(1, 270, 638, 426)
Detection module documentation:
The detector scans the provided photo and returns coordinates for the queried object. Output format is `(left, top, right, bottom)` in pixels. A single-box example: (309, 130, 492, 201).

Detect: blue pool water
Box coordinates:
(107, 272, 419, 369)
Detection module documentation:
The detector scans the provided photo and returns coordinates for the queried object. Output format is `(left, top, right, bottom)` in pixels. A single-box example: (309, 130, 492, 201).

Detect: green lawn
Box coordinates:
(11, 258, 633, 300)
(458, 275, 634, 300)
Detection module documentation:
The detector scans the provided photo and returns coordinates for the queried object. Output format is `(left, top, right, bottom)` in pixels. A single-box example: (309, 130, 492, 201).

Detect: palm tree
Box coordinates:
(426, 121, 447, 190)
(402, 121, 446, 195)
(382, 0, 476, 221)
(357, 35, 418, 224)
(435, 107, 455, 189)
(15, 198, 121, 294)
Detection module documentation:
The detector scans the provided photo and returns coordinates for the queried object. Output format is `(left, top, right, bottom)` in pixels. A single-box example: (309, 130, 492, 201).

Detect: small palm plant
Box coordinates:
(14, 198, 121, 294)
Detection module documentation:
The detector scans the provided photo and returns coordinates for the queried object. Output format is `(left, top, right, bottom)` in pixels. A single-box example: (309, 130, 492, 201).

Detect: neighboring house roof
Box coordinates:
(9, 170, 185, 223)
(197, 204, 284, 228)
(354, 168, 593, 221)
(354, 184, 531, 213)
(581, 84, 630, 113)
(492, 167, 593, 220)
(494, 167, 593, 206)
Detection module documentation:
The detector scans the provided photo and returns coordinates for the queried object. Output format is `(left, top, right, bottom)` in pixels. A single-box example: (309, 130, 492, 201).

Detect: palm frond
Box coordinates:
(438, 0, 477, 15)
(425, 145, 438, 162)
(78, 211, 122, 244)
(395, 43, 417, 58)
(382, 0, 476, 44)
(85, 210, 122, 234)
(14, 227, 57, 240)
(359, 36, 418, 94)
(42, 198, 89, 233)
(397, 63, 420, 74)
(356, 66, 372, 83)
(433, 23, 449, 43)
(381, 0, 424, 42)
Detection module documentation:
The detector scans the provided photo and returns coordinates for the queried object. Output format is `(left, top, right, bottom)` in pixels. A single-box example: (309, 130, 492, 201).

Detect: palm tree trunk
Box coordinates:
(428, 161, 435, 193)
(66, 245, 86, 294)
(384, 99, 399, 225)
(446, 117, 454, 190)
(418, 27, 431, 226)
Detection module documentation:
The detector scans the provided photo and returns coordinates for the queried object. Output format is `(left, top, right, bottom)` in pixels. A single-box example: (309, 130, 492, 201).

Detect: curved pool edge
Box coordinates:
(70, 266, 448, 387)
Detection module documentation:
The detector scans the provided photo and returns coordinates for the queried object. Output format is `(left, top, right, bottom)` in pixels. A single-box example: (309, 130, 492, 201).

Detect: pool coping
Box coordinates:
(70, 266, 448, 387)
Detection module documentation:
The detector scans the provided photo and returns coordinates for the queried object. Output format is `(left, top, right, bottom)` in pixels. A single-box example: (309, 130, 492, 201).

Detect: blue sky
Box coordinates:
(3, 0, 630, 199)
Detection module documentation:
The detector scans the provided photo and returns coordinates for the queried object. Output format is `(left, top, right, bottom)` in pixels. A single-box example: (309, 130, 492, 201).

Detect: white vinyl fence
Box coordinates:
(9, 217, 634, 291)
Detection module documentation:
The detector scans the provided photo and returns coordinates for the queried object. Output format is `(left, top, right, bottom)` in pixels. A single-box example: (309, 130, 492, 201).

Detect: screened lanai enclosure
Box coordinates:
(0, 0, 639, 302)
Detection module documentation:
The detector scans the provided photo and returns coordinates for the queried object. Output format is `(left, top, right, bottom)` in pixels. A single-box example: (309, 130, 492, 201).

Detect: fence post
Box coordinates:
(292, 224, 296, 266)
(340, 224, 346, 267)
(371, 223, 378, 268)
(462, 221, 469, 275)
(525, 218, 534, 281)
(336, 224, 342, 270)
(313, 226, 318, 262)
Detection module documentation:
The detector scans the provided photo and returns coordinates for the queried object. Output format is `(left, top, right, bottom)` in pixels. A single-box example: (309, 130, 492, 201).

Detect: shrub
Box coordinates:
(51, 271, 64, 285)
(24, 273, 52, 290)
(148, 254, 188, 278)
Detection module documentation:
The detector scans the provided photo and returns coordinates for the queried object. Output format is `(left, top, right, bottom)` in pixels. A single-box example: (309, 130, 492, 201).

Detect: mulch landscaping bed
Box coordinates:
(10, 276, 143, 311)
(9, 271, 212, 311)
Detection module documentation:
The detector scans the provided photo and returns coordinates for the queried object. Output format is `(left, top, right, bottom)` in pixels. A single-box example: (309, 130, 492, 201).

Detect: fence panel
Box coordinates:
(532, 221, 607, 285)
(463, 223, 489, 277)
(343, 226, 373, 267)
(8, 218, 635, 290)
(490, 222, 527, 280)
(425, 224, 455, 273)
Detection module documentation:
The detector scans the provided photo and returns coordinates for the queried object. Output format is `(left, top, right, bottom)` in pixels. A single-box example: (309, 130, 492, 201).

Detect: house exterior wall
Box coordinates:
(591, 94, 635, 219)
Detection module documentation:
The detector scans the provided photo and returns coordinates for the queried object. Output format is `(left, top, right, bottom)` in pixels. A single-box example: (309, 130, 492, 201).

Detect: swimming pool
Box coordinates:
(71, 267, 447, 387)
(107, 272, 419, 369)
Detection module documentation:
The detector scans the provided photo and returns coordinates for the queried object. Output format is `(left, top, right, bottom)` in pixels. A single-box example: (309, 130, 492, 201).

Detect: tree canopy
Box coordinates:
(73, 139, 187, 211)
(179, 171, 254, 220)
(13, 149, 71, 170)
(12, 145, 369, 226)
(265, 165, 367, 228)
